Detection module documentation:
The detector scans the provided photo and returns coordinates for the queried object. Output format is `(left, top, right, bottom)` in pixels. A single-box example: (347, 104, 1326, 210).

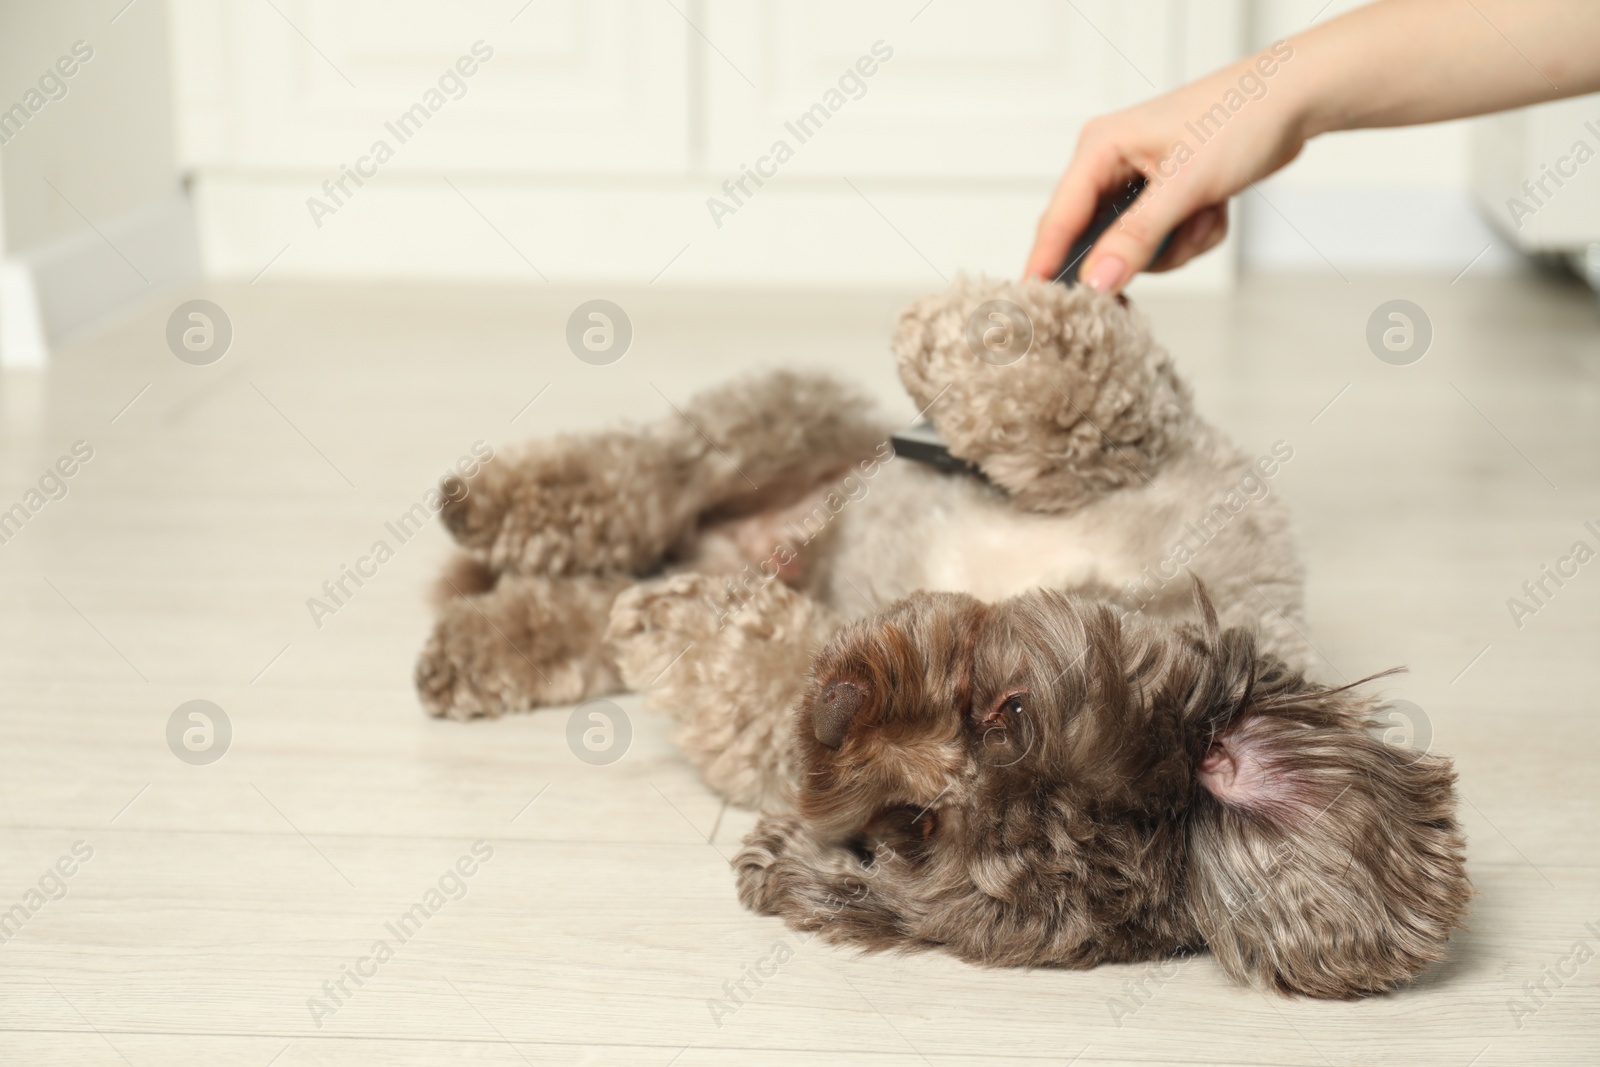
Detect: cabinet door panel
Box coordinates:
(1471, 95, 1600, 248)
(702, 0, 1239, 177)
(170, 0, 690, 173)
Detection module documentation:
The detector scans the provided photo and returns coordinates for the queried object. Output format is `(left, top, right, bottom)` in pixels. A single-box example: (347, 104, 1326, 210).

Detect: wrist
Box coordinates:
(1268, 35, 1336, 142)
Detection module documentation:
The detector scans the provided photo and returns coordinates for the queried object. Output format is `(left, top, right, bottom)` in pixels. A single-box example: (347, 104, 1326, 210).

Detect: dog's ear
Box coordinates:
(1182, 645, 1471, 997)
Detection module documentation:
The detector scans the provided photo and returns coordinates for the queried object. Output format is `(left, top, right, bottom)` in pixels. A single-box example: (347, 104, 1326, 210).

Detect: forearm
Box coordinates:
(1285, 0, 1600, 138)
(1024, 0, 1600, 287)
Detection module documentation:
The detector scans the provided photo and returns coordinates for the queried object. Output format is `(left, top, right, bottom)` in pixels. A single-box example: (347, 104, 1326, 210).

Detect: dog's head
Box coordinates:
(783, 585, 1470, 996)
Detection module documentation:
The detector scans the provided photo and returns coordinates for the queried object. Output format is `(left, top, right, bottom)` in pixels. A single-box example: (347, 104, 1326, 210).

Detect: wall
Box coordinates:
(5, 0, 1579, 353)
(1243, 0, 1519, 275)
(169, 0, 1249, 293)
(0, 0, 197, 365)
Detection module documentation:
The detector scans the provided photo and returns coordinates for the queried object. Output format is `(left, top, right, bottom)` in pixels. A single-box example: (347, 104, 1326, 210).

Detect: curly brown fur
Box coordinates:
(608, 573, 840, 808)
(431, 552, 499, 608)
(418, 371, 887, 718)
(439, 371, 890, 576)
(416, 573, 631, 719)
(439, 429, 694, 577)
(894, 276, 1191, 512)
(734, 584, 1470, 997)
(419, 277, 1468, 994)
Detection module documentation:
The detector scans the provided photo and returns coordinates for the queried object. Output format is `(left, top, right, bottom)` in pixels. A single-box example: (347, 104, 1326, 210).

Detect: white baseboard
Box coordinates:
(0, 261, 47, 368)
(1239, 185, 1524, 277)
(192, 172, 1238, 292)
(197, 173, 1528, 289)
(0, 191, 201, 366)
(3, 179, 1535, 341)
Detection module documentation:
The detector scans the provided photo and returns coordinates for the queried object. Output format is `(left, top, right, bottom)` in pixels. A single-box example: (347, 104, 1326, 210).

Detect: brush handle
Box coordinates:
(888, 421, 982, 477)
(1051, 176, 1173, 286)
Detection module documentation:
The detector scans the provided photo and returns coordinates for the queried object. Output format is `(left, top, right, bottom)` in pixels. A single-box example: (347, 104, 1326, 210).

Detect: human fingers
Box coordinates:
(1023, 129, 1134, 281)
(1146, 202, 1228, 273)
(1075, 175, 1216, 293)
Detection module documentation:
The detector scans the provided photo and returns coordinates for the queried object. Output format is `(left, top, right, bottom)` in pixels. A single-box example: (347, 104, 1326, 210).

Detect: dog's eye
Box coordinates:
(973, 693, 1035, 766)
(976, 693, 1024, 731)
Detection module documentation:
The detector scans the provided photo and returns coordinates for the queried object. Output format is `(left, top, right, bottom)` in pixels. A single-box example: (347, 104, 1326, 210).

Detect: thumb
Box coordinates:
(1023, 138, 1133, 281)
(1078, 178, 1205, 293)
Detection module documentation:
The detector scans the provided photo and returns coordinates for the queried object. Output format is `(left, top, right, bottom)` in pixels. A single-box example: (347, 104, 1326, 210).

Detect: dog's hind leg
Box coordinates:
(437, 371, 891, 578)
(606, 572, 838, 808)
(416, 567, 632, 720)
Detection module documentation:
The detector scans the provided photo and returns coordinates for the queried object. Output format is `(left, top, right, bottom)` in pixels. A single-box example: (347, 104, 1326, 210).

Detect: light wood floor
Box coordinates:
(2, 274, 1597, 1066)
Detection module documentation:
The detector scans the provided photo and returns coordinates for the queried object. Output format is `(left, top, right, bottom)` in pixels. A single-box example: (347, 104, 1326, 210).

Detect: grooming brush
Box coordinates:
(1052, 175, 1154, 285)
(886, 419, 977, 475)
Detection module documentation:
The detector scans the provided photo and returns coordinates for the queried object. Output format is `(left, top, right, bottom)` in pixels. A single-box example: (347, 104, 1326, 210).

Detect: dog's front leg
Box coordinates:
(893, 280, 1191, 513)
(606, 572, 840, 808)
(734, 812, 914, 950)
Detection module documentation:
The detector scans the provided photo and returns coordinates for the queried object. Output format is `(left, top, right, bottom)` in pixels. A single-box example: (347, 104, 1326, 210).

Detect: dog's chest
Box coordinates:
(921, 506, 1114, 600)
(827, 464, 1151, 608)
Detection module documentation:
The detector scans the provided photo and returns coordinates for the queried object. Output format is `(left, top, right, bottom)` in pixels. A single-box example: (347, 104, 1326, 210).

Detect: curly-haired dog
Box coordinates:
(417, 277, 1470, 997)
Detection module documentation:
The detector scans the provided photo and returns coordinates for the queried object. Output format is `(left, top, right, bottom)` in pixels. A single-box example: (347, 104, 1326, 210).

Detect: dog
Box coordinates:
(416, 276, 1470, 998)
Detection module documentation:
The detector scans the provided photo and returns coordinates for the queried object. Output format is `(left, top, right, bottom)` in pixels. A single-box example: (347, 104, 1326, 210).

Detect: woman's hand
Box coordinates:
(1024, 0, 1600, 293)
(1024, 44, 1311, 291)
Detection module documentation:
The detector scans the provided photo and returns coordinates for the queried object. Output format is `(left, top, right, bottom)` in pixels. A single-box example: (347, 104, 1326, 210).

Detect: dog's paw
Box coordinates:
(734, 814, 890, 943)
(415, 576, 625, 720)
(414, 626, 516, 721)
(606, 573, 731, 690)
(733, 813, 802, 915)
(607, 571, 823, 686)
(893, 276, 1191, 512)
(414, 622, 593, 721)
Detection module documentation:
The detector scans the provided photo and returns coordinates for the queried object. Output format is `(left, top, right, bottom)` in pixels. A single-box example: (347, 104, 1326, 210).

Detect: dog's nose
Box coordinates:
(812, 679, 868, 749)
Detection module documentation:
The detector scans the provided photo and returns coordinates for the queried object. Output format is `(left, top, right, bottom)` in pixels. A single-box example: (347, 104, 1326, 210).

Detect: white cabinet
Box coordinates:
(170, 0, 691, 173)
(702, 0, 1224, 178)
(1471, 94, 1600, 251)
(167, 0, 1243, 287)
